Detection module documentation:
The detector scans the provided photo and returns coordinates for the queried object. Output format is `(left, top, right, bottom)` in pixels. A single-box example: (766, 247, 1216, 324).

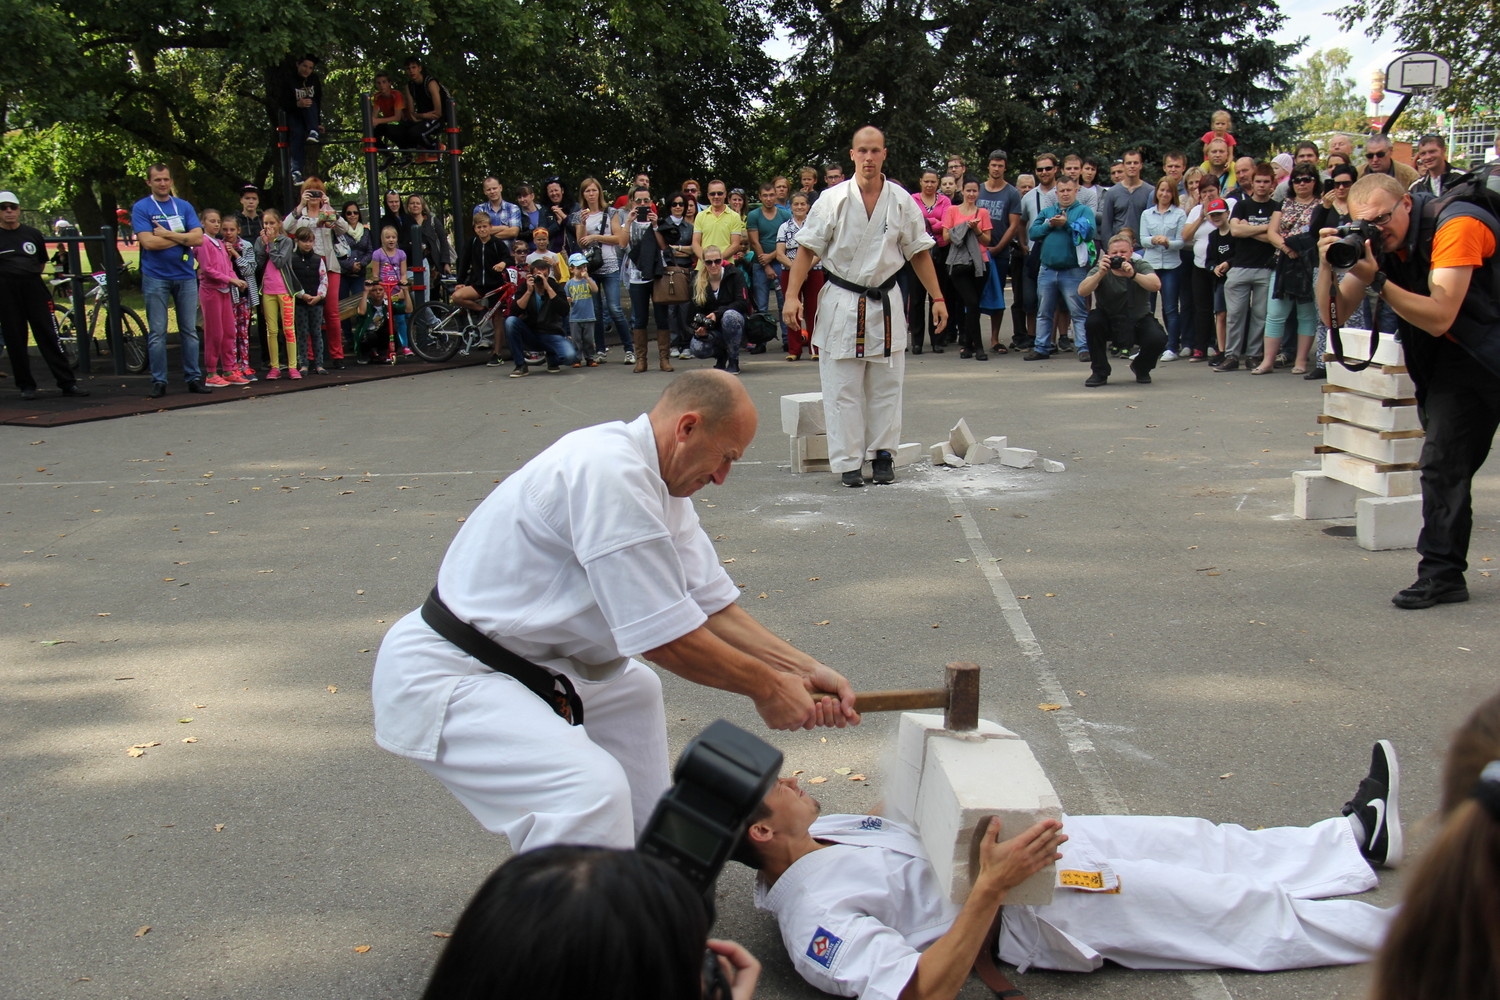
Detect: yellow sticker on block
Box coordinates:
(1058, 869, 1107, 890)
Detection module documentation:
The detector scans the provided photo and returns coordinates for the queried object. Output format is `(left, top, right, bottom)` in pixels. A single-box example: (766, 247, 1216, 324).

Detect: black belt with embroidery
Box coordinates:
(822, 269, 899, 358)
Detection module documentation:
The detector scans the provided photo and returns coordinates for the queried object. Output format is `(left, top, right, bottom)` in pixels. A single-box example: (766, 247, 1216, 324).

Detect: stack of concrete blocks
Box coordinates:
(928, 418, 1065, 473)
(1293, 331, 1424, 550)
(781, 391, 921, 475)
(882, 712, 1061, 906)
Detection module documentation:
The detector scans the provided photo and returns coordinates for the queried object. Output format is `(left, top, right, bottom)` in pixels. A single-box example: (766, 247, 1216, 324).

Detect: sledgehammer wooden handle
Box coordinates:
(850, 662, 979, 731)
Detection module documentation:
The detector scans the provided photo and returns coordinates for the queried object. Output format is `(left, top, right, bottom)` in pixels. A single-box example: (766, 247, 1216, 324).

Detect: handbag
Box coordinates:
(583, 211, 607, 270)
(654, 266, 693, 304)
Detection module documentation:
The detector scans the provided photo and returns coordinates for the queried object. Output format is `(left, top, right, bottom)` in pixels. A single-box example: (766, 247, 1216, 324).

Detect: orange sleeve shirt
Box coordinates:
(1431, 214, 1496, 270)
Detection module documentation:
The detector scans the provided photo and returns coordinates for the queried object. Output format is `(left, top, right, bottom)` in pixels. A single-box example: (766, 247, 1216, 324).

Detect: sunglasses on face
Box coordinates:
(705, 258, 724, 265)
(670, 202, 684, 208)
(1367, 151, 1389, 159)
(1036, 165, 1055, 172)
(708, 191, 726, 197)
(1293, 176, 1317, 183)
(1332, 180, 1353, 188)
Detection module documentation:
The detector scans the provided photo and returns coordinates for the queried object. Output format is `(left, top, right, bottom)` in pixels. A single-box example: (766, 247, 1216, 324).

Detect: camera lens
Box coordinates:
(1326, 234, 1366, 270)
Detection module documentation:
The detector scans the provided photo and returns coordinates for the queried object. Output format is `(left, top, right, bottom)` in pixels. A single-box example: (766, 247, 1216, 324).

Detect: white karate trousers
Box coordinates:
(818, 352, 905, 474)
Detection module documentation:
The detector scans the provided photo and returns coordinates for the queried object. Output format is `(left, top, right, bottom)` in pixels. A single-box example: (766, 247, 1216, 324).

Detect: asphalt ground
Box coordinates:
(4, 346, 1496, 1000)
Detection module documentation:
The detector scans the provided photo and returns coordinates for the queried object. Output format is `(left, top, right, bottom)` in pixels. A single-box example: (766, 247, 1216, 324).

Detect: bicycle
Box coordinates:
(409, 279, 515, 363)
(48, 271, 148, 373)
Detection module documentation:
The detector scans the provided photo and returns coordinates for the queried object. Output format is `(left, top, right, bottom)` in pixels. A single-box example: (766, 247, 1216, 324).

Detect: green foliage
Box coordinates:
(1272, 48, 1370, 145)
(1335, 0, 1497, 113)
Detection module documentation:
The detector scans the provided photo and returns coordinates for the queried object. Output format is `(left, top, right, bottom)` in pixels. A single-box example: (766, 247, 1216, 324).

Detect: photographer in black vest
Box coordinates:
(0, 191, 88, 400)
(1317, 171, 1500, 610)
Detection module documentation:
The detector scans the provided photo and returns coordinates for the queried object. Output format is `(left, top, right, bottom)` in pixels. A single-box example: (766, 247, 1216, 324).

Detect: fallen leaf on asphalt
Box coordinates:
(130, 742, 160, 750)
(327, 685, 338, 694)
(813, 620, 831, 626)
(127, 747, 146, 757)
(1205, 571, 1221, 577)
(431, 931, 451, 938)
(356, 589, 366, 595)
(1187, 545, 1198, 550)
(135, 926, 151, 937)
(214, 824, 225, 832)
(808, 776, 827, 784)
(820, 737, 827, 743)
(808, 576, 819, 581)
(162, 577, 175, 582)
(954, 558, 969, 563)
(722, 558, 735, 563)
(757, 592, 768, 599)
(38, 639, 76, 646)
(182, 737, 198, 744)
(178, 718, 193, 724)
(96, 612, 111, 617)
(1076, 691, 1087, 697)
(931, 623, 941, 628)
(1044, 593, 1056, 597)
(257, 569, 274, 574)
(1018, 595, 1031, 600)
(792, 769, 805, 775)
(849, 774, 866, 781)
(834, 767, 853, 775)
(1038, 703, 1062, 712)
(193, 703, 205, 708)
(353, 945, 372, 954)
(1219, 773, 1234, 780)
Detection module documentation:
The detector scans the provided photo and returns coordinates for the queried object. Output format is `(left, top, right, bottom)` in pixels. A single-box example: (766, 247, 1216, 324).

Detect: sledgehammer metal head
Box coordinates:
(851, 662, 979, 731)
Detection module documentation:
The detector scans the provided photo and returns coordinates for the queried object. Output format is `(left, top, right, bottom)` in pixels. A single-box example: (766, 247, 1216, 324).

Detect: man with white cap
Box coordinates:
(0, 191, 89, 400)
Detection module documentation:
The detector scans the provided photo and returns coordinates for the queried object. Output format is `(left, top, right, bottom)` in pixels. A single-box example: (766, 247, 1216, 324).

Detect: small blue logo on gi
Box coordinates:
(807, 927, 843, 968)
(859, 816, 883, 830)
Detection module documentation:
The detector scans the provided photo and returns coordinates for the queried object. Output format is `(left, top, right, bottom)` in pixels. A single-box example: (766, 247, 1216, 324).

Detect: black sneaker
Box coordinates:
(974, 350, 988, 362)
(1212, 356, 1240, 372)
(148, 382, 166, 399)
(840, 470, 865, 488)
(1342, 740, 1402, 868)
(871, 450, 895, 485)
(509, 366, 529, 378)
(60, 385, 91, 397)
(959, 349, 973, 359)
(1084, 373, 1108, 387)
(1134, 370, 1152, 384)
(20, 388, 39, 400)
(931, 343, 945, 354)
(1022, 350, 1050, 361)
(1391, 576, 1469, 610)
(486, 357, 504, 367)
(1207, 352, 1226, 367)
(187, 379, 212, 393)
(1058, 337, 1074, 352)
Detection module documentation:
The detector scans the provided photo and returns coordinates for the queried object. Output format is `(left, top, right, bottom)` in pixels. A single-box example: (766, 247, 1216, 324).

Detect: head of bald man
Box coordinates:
(650, 369, 759, 497)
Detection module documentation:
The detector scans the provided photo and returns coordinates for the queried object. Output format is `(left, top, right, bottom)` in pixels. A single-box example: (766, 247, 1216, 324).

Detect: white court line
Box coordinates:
(8, 463, 773, 490)
(946, 492, 1234, 1000)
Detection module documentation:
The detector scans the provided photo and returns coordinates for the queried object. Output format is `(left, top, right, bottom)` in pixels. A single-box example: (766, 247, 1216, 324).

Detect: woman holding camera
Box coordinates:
(688, 246, 750, 375)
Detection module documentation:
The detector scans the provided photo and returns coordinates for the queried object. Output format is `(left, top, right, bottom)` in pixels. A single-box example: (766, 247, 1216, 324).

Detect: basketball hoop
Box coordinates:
(1384, 52, 1451, 95)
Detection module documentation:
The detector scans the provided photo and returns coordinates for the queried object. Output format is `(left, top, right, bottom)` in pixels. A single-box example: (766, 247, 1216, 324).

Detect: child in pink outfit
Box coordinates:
(195, 209, 248, 386)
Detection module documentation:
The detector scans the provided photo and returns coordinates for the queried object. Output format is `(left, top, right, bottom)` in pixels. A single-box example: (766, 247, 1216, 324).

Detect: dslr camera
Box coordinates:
(1107, 255, 1128, 270)
(691, 312, 711, 333)
(1325, 219, 1382, 270)
(637, 719, 782, 898)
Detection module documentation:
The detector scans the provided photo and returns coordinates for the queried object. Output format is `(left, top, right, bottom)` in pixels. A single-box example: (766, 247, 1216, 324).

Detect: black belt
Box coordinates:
(420, 587, 584, 725)
(822, 269, 899, 358)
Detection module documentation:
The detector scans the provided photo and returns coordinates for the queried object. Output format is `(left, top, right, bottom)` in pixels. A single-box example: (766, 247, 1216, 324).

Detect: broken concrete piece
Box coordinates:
(929, 442, 948, 465)
(949, 418, 977, 457)
(780, 392, 825, 437)
(964, 443, 997, 465)
(895, 442, 922, 468)
(1000, 447, 1037, 469)
(1040, 458, 1066, 473)
(941, 445, 967, 468)
(982, 435, 1008, 452)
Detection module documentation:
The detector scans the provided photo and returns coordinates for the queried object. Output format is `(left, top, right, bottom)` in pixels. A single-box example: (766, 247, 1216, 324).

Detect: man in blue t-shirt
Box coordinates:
(974, 150, 1022, 350)
(132, 163, 207, 396)
(746, 181, 792, 342)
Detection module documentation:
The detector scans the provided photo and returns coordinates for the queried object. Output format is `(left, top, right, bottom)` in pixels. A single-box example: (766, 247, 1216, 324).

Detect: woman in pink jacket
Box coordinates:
(196, 208, 247, 386)
(908, 169, 952, 354)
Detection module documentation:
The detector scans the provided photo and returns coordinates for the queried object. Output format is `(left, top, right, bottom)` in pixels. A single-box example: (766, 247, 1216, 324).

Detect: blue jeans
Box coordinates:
(1155, 266, 1184, 351)
(594, 269, 630, 349)
(1033, 266, 1087, 354)
(751, 261, 786, 339)
(504, 315, 578, 368)
(142, 273, 202, 384)
(286, 104, 320, 176)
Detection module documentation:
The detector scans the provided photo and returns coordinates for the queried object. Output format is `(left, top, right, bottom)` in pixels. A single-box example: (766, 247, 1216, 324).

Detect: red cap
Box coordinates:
(1205, 198, 1229, 214)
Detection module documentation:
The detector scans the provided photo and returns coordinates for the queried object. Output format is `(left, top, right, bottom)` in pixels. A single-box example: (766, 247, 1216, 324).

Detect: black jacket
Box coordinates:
(516, 275, 569, 337)
(696, 267, 750, 319)
(460, 236, 512, 292)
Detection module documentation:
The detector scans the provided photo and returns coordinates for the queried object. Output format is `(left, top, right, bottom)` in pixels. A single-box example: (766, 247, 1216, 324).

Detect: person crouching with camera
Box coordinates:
(687, 246, 751, 374)
(1076, 233, 1168, 387)
(503, 252, 578, 377)
(1316, 171, 1500, 611)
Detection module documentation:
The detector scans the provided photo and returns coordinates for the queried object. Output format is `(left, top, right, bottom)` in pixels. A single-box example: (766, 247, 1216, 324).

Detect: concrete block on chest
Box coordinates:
(915, 734, 1061, 906)
(883, 712, 1020, 827)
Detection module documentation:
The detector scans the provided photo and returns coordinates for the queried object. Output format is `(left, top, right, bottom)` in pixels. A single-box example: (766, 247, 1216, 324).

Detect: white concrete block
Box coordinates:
(1323, 422, 1423, 465)
(884, 713, 1022, 829)
(1292, 470, 1362, 519)
(949, 418, 977, 456)
(895, 442, 922, 468)
(942, 445, 967, 468)
(1323, 391, 1421, 432)
(1357, 495, 1422, 551)
(1040, 459, 1066, 473)
(1000, 447, 1038, 469)
(929, 442, 948, 465)
(798, 434, 829, 461)
(789, 436, 831, 474)
(982, 436, 1009, 452)
(1325, 363, 1416, 399)
(1322, 329, 1403, 367)
(916, 735, 1062, 906)
(780, 392, 825, 437)
(964, 443, 998, 465)
(1321, 452, 1418, 497)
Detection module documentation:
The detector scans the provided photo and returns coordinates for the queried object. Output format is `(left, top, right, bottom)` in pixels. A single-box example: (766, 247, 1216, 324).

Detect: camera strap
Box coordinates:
(420, 587, 584, 725)
(822, 269, 898, 357)
(1325, 280, 1376, 372)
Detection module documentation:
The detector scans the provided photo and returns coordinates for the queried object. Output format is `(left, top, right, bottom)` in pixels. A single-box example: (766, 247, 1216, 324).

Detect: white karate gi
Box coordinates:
(372, 414, 741, 851)
(756, 813, 1392, 999)
(795, 179, 935, 474)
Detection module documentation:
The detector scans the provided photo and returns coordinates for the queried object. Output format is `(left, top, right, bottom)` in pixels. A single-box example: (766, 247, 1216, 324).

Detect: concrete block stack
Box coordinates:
(782, 391, 920, 475)
(1294, 331, 1424, 551)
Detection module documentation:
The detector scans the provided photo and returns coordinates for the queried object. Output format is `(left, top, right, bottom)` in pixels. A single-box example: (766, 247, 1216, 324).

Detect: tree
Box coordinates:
(1335, 0, 1497, 112)
(1273, 48, 1370, 142)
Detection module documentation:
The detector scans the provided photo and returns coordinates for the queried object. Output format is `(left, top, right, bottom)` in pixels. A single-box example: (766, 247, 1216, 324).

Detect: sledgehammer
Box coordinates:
(852, 661, 979, 731)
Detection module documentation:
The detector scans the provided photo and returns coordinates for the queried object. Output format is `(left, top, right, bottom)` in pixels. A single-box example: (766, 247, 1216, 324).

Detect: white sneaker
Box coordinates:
(670, 348, 682, 359)
(1160, 350, 1178, 362)
(623, 351, 636, 364)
